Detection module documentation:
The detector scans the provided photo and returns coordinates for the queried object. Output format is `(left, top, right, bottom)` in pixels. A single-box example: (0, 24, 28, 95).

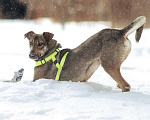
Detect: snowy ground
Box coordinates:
(0, 19, 150, 120)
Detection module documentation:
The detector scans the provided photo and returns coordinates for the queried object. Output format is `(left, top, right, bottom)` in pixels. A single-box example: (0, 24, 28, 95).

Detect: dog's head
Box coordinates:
(25, 31, 61, 61)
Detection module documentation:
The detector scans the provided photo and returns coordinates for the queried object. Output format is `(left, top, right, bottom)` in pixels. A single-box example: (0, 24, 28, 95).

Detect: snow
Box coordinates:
(0, 19, 150, 120)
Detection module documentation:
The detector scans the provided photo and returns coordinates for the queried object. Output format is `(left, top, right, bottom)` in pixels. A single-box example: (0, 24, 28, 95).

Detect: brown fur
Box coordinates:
(25, 16, 146, 92)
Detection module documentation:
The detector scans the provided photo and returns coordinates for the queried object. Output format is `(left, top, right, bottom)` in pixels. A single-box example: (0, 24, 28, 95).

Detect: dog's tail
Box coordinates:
(121, 16, 146, 42)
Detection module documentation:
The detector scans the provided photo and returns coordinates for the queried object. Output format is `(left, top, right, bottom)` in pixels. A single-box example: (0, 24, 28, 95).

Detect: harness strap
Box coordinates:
(35, 49, 59, 67)
(55, 52, 69, 81)
(35, 49, 69, 81)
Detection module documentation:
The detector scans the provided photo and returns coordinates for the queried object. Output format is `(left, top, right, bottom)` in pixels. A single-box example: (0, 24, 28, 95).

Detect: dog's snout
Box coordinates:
(29, 51, 37, 59)
(29, 51, 40, 60)
(30, 51, 35, 57)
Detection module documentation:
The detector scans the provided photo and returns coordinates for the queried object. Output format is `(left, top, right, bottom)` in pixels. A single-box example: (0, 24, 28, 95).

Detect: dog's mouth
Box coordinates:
(29, 54, 38, 61)
(29, 53, 43, 61)
(29, 48, 49, 61)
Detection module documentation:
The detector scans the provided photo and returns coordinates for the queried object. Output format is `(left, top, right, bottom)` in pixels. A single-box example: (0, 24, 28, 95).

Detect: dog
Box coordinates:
(25, 16, 146, 92)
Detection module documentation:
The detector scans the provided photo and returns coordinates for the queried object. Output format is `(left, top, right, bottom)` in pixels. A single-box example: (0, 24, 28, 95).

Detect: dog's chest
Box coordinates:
(34, 61, 58, 80)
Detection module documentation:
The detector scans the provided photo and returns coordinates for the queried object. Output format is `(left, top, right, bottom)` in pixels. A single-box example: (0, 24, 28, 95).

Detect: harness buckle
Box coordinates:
(41, 59, 46, 64)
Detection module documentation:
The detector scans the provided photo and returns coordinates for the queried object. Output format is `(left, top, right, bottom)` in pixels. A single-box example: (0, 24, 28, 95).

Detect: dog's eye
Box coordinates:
(38, 42, 44, 46)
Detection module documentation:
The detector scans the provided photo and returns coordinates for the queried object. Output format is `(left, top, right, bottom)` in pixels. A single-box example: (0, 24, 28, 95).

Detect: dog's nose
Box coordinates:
(29, 52, 36, 57)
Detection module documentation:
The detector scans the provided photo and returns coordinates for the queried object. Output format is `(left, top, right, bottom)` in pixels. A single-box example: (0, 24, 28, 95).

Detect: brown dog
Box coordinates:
(25, 16, 146, 92)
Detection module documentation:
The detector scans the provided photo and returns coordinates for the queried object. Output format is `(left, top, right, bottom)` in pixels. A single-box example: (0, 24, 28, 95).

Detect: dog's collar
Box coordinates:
(35, 49, 69, 81)
(35, 49, 60, 67)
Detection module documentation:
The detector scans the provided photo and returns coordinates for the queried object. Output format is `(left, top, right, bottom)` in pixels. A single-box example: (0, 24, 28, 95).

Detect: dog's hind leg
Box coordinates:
(103, 66, 131, 92)
(101, 48, 131, 92)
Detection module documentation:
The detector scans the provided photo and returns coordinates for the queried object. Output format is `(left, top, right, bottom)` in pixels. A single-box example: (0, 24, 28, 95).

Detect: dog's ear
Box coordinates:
(43, 32, 54, 42)
(24, 31, 35, 39)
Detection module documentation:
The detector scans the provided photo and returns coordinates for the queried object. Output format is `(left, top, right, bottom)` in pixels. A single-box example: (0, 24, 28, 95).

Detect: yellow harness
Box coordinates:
(35, 49, 69, 81)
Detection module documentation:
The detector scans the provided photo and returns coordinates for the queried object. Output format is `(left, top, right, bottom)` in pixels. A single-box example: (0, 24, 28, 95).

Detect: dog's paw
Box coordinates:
(117, 83, 131, 92)
(122, 86, 131, 92)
